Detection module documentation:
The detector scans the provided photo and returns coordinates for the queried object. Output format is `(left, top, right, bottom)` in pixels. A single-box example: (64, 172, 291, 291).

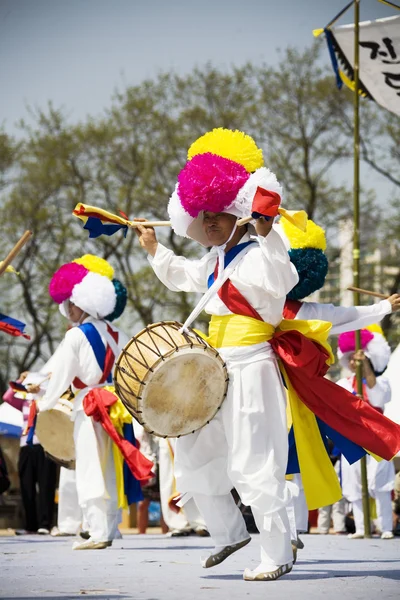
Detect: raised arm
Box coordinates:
(298, 298, 396, 335)
(135, 221, 211, 293)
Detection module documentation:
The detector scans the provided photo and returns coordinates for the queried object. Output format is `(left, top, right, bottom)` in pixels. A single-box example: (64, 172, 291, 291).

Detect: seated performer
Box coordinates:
(134, 128, 400, 581)
(337, 328, 396, 539)
(36, 255, 153, 549)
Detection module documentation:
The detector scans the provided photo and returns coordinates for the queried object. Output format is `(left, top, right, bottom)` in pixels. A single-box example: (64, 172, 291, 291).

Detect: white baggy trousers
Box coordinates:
(174, 342, 293, 568)
(74, 410, 120, 542)
(57, 467, 82, 534)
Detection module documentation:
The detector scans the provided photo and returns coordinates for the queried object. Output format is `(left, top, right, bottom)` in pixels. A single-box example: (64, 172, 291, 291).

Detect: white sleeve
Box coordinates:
(147, 243, 211, 293)
(37, 330, 81, 412)
(297, 300, 391, 334)
(256, 228, 299, 298)
(367, 376, 391, 409)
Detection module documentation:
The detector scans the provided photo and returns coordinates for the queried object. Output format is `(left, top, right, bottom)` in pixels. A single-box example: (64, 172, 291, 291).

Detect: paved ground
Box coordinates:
(1, 532, 399, 600)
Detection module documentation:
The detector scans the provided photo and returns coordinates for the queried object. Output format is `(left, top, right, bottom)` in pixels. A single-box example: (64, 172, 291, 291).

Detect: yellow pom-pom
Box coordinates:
(187, 128, 264, 173)
(73, 254, 114, 280)
(281, 218, 326, 251)
(365, 324, 385, 338)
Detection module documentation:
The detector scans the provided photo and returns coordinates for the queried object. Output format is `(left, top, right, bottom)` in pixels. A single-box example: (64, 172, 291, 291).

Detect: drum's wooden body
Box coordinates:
(114, 321, 229, 438)
(35, 400, 75, 469)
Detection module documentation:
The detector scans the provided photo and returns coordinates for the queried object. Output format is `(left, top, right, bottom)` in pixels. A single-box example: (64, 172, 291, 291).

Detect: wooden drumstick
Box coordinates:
(128, 220, 171, 228)
(0, 230, 33, 277)
(347, 286, 388, 299)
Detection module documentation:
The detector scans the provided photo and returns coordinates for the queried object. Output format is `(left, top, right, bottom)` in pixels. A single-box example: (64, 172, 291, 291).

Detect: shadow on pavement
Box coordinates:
(202, 567, 400, 582)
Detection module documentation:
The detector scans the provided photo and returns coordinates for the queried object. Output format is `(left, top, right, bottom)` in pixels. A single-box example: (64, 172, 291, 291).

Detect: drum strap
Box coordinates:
(73, 323, 119, 389)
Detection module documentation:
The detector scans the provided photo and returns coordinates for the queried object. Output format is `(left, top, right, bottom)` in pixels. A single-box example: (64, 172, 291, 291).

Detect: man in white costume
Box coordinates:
(36, 258, 152, 549)
(337, 328, 395, 539)
(133, 128, 305, 581)
(136, 211, 297, 580)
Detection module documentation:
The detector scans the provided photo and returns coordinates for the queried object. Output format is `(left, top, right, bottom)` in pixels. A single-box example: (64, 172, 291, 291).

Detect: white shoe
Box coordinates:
(201, 537, 251, 568)
(381, 531, 394, 539)
(348, 532, 364, 539)
(72, 539, 109, 550)
(243, 561, 293, 581)
(37, 528, 50, 535)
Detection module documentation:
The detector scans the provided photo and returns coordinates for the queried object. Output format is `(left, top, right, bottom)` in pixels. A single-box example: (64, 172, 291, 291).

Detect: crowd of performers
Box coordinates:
(1, 128, 400, 582)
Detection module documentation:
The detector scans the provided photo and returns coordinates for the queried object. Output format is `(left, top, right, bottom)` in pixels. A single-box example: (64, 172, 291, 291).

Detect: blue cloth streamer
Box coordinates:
(325, 28, 343, 90)
(123, 423, 144, 504)
(26, 415, 37, 446)
(286, 416, 366, 475)
(83, 217, 128, 239)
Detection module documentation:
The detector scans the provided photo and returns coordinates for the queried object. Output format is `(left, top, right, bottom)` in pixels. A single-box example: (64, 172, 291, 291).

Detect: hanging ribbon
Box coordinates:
(83, 388, 154, 482)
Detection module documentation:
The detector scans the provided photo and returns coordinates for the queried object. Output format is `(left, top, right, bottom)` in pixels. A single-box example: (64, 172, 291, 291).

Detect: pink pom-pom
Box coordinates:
(177, 153, 250, 218)
(49, 262, 89, 304)
(338, 329, 374, 353)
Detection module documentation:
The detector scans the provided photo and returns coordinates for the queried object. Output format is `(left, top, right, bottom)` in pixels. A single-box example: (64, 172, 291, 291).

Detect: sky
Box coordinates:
(0, 0, 396, 135)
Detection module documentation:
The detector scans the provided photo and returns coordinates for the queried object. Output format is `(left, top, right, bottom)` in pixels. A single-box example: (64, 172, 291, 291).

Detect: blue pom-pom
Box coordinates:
(287, 248, 328, 300)
(105, 279, 127, 321)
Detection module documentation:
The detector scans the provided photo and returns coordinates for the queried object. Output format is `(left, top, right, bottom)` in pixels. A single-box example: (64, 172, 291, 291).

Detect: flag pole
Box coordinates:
(352, 0, 371, 539)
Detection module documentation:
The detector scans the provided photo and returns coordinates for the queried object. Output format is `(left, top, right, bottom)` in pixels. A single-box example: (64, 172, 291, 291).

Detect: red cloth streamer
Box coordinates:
(270, 330, 400, 460)
(0, 322, 30, 339)
(251, 187, 281, 218)
(83, 388, 154, 482)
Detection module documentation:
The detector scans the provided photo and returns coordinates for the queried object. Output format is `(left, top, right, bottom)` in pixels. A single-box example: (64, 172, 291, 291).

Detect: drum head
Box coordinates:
(36, 409, 75, 463)
(140, 347, 228, 437)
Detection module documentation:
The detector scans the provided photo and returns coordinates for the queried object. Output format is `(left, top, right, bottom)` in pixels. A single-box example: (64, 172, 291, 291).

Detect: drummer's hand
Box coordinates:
(26, 384, 41, 394)
(133, 218, 158, 257)
(254, 216, 274, 237)
(388, 293, 400, 312)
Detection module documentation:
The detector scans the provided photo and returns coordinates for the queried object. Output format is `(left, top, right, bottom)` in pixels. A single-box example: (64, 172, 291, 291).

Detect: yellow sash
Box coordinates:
(201, 314, 342, 510)
(105, 385, 134, 510)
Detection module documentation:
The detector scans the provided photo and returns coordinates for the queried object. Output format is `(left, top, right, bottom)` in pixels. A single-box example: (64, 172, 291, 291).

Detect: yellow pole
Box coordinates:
(352, 0, 371, 538)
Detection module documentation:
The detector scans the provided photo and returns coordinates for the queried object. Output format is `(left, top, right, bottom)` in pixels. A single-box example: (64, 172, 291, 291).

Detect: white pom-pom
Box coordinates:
(71, 272, 116, 319)
(167, 185, 193, 238)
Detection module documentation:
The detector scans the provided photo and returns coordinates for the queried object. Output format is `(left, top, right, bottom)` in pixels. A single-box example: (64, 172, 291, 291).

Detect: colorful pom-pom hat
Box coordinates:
(337, 325, 391, 375)
(72, 254, 127, 321)
(49, 254, 127, 321)
(167, 128, 284, 247)
(276, 218, 329, 300)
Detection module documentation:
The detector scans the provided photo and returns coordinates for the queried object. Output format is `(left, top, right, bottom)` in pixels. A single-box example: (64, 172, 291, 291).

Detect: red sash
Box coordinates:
(83, 388, 154, 482)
